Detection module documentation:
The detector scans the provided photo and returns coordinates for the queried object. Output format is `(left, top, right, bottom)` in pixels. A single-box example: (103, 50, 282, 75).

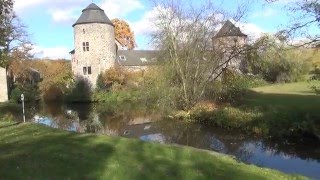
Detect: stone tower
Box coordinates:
(71, 3, 116, 88)
(212, 20, 247, 71)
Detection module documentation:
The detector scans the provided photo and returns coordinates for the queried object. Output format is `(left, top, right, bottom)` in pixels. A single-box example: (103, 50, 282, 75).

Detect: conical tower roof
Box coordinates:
(73, 3, 114, 27)
(215, 20, 247, 37)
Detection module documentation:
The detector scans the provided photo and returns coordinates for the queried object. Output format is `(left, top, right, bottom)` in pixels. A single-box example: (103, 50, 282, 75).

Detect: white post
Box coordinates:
(21, 94, 25, 123)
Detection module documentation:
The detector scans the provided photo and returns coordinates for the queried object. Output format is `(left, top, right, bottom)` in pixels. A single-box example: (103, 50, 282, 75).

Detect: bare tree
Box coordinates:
(3, 13, 31, 54)
(151, 0, 249, 109)
(0, 12, 32, 67)
(266, 0, 319, 47)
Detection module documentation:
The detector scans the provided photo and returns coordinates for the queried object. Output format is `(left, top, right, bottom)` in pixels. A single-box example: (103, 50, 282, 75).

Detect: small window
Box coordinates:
(83, 29, 85, 34)
(83, 42, 90, 52)
(119, 55, 126, 61)
(86, 42, 89, 51)
(88, 66, 92, 75)
(83, 67, 87, 75)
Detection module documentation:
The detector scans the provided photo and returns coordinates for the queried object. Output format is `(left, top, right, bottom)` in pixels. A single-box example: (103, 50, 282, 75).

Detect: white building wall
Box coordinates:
(0, 67, 8, 102)
(73, 23, 116, 88)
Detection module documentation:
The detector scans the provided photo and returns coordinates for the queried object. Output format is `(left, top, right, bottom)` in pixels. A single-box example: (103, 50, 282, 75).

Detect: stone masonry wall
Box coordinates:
(0, 67, 8, 102)
(72, 23, 116, 88)
(213, 36, 247, 70)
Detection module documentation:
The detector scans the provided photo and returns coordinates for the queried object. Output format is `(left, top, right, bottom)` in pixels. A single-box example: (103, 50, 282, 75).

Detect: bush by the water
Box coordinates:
(205, 71, 268, 104)
(191, 106, 261, 132)
(92, 90, 141, 103)
(65, 79, 92, 102)
(10, 84, 39, 103)
(189, 106, 318, 138)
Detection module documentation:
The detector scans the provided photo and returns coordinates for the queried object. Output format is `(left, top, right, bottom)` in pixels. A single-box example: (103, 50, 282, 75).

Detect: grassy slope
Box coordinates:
(0, 120, 303, 179)
(242, 81, 320, 137)
(245, 81, 320, 112)
(251, 81, 316, 95)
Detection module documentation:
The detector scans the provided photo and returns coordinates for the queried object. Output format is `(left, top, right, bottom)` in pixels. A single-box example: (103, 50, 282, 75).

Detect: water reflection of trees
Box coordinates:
(35, 103, 81, 131)
(260, 138, 320, 163)
(30, 102, 320, 163)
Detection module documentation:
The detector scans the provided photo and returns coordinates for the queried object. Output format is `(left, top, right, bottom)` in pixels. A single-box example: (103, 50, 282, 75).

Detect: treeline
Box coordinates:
(8, 59, 72, 102)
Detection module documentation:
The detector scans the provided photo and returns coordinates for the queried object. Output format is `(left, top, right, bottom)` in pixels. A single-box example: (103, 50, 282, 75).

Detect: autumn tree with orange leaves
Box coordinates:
(112, 18, 136, 50)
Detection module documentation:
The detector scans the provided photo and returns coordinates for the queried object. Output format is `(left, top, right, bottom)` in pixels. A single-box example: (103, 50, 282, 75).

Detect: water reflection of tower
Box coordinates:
(67, 103, 92, 121)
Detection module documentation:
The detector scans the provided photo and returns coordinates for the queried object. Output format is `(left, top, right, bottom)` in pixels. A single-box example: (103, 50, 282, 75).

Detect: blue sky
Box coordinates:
(12, 0, 313, 59)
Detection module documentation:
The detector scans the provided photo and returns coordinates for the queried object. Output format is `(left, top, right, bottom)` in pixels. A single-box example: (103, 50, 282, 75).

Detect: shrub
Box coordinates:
(65, 79, 92, 102)
(257, 56, 309, 83)
(10, 87, 23, 103)
(191, 106, 261, 132)
(43, 85, 64, 102)
(92, 89, 141, 103)
(190, 105, 318, 138)
(308, 73, 320, 94)
(96, 67, 143, 93)
(10, 84, 39, 103)
(207, 71, 268, 104)
(96, 73, 106, 92)
(139, 66, 179, 111)
(247, 35, 311, 83)
(103, 67, 126, 88)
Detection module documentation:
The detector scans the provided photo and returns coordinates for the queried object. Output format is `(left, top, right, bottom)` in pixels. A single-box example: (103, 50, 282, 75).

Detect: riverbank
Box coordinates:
(0, 119, 304, 179)
(186, 81, 320, 139)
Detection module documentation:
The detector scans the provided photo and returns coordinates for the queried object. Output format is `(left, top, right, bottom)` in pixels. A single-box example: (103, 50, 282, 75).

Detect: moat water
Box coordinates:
(11, 103, 320, 178)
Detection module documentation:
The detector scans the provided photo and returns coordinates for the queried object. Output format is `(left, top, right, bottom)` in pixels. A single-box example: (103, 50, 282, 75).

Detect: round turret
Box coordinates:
(72, 3, 116, 88)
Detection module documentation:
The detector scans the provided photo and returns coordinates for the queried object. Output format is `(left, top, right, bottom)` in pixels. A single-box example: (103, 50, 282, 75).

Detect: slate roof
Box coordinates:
(73, 3, 114, 27)
(117, 50, 158, 66)
(215, 20, 247, 38)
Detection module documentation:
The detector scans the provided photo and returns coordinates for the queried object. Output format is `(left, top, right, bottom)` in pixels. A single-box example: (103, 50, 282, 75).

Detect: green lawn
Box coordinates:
(240, 81, 320, 137)
(251, 81, 318, 95)
(245, 81, 320, 112)
(0, 120, 304, 179)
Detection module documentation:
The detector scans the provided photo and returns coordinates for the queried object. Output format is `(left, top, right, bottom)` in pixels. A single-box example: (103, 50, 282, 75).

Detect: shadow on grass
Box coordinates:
(0, 122, 21, 129)
(0, 123, 294, 179)
(244, 90, 320, 113)
(0, 124, 116, 179)
(241, 90, 320, 140)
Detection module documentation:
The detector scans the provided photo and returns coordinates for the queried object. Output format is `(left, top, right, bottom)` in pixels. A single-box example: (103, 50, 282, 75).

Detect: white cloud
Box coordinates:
(14, 0, 86, 12)
(19, 0, 144, 24)
(50, 8, 78, 24)
(99, 0, 144, 19)
(253, 8, 277, 18)
(236, 22, 267, 40)
(14, 0, 44, 11)
(31, 46, 70, 59)
(14, 0, 87, 23)
(129, 6, 160, 36)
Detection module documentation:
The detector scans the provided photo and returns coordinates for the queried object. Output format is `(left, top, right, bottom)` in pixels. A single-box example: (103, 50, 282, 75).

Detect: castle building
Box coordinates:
(70, 3, 117, 88)
(212, 20, 248, 71)
(70, 4, 247, 89)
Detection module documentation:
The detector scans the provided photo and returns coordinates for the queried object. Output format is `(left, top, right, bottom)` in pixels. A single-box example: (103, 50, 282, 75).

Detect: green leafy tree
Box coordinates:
(0, 0, 13, 67)
(247, 35, 310, 83)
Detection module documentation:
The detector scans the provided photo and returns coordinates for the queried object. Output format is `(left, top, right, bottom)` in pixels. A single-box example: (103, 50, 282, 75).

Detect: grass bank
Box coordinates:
(190, 81, 320, 138)
(0, 119, 304, 179)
